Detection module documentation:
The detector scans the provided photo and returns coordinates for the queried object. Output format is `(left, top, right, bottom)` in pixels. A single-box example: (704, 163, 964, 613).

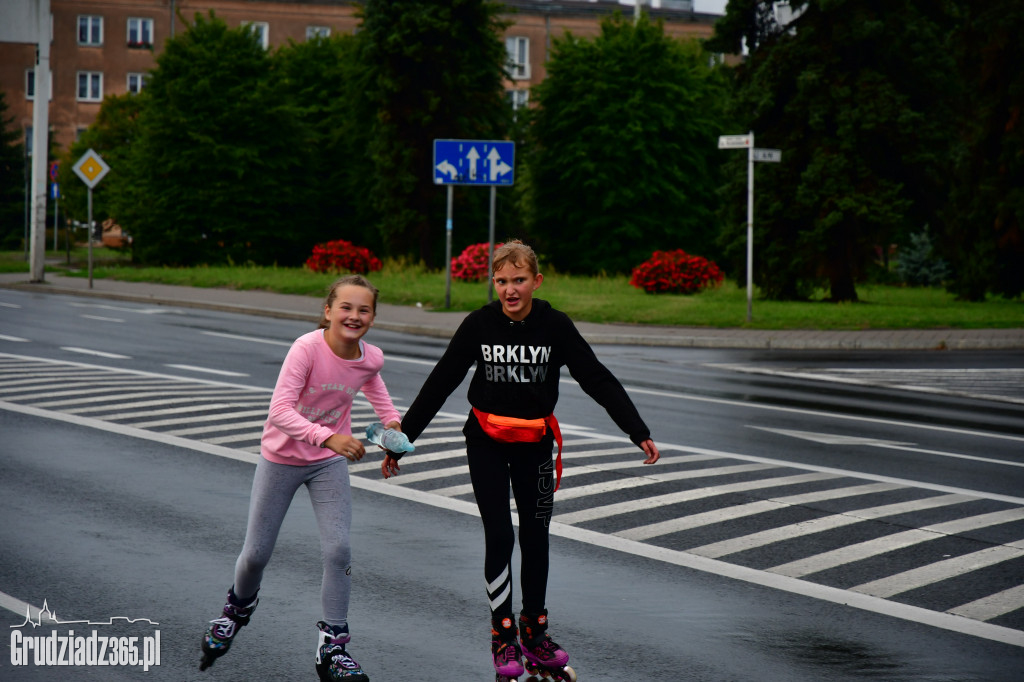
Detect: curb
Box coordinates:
(2, 278, 1023, 351)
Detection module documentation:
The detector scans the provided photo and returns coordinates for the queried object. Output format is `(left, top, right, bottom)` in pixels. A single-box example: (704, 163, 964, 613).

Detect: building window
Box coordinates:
(244, 21, 269, 49)
(507, 89, 529, 111)
(506, 36, 530, 80)
(127, 73, 147, 93)
(127, 17, 154, 47)
(25, 69, 53, 101)
(77, 72, 103, 101)
(78, 15, 103, 46)
(306, 26, 330, 40)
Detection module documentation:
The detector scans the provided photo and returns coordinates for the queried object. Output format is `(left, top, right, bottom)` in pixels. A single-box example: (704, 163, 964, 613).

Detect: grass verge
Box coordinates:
(3, 251, 1021, 329)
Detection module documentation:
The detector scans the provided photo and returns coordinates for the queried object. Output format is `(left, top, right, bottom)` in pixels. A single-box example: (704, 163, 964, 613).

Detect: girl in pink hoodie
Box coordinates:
(200, 275, 401, 682)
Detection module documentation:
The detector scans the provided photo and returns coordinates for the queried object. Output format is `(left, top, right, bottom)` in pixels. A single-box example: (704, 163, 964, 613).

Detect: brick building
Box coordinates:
(1, 0, 720, 152)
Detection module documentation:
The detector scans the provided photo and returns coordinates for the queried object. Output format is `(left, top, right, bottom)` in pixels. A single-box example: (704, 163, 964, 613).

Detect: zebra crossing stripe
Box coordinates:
(556, 473, 851, 525)
(851, 542, 1024, 599)
(691, 494, 974, 559)
(769, 507, 1024, 578)
(948, 584, 1024, 622)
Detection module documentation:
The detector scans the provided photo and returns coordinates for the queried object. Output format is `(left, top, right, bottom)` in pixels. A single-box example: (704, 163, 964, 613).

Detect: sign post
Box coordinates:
(718, 134, 781, 322)
(50, 161, 59, 250)
(433, 139, 515, 307)
(72, 149, 111, 289)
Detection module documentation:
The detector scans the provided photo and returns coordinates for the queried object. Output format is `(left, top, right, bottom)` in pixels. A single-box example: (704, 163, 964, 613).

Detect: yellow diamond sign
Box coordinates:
(73, 149, 110, 189)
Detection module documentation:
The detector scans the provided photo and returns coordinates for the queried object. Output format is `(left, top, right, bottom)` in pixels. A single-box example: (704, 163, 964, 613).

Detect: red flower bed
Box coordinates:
(451, 242, 502, 282)
(629, 249, 724, 294)
(305, 239, 382, 275)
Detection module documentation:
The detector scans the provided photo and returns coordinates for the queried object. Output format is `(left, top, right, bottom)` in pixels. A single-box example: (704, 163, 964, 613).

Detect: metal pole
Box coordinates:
(29, 0, 51, 283)
(444, 185, 453, 308)
(23, 149, 29, 261)
(746, 130, 754, 323)
(487, 186, 496, 303)
(53, 189, 58, 250)
(87, 188, 94, 289)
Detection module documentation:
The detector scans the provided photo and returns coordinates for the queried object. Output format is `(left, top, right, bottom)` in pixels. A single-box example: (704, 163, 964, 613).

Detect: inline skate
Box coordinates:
(520, 611, 577, 682)
(492, 614, 525, 682)
(199, 588, 258, 671)
(316, 621, 369, 682)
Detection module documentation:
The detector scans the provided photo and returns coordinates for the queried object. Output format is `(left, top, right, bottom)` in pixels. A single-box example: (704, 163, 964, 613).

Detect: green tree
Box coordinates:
(941, 0, 1024, 300)
(710, 1, 957, 301)
(273, 33, 373, 250)
(112, 13, 309, 266)
(358, 0, 511, 265)
(525, 13, 729, 275)
(0, 91, 26, 249)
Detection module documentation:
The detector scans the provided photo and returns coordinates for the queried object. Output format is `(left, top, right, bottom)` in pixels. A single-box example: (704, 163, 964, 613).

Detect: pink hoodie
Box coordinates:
(260, 330, 401, 466)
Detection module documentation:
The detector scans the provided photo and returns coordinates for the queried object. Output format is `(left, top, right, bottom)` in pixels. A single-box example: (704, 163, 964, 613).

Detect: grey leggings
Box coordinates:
(233, 455, 353, 626)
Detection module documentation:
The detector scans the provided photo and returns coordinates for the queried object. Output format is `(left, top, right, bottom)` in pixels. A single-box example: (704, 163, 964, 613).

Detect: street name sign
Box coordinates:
(718, 134, 752, 149)
(434, 139, 515, 186)
(753, 148, 782, 163)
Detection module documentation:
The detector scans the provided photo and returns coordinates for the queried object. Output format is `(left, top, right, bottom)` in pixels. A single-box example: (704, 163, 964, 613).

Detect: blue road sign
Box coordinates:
(433, 139, 514, 186)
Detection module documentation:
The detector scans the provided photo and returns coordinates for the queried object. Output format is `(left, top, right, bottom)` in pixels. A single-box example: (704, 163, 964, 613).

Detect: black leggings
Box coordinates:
(465, 417, 555, 618)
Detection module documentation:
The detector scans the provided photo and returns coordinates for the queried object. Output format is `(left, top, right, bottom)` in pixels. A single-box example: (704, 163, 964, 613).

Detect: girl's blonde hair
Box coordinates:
(491, 239, 539, 276)
(318, 274, 379, 329)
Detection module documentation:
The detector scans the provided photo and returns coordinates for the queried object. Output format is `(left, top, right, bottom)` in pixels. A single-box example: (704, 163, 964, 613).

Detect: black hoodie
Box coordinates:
(400, 299, 651, 454)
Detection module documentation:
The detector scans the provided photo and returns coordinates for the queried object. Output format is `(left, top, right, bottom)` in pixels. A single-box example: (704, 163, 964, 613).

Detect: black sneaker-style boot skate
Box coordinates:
(199, 588, 258, 671)
(520, 610, 576, 682)
(316, 621, 369, 682)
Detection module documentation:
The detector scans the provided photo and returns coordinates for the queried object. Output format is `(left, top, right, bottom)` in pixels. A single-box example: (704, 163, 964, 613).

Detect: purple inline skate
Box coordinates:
(492, 614, 525, 681)
(316, 621, 369, 682)
(520, 611, 577, 682)
(199, 589, 258, 671)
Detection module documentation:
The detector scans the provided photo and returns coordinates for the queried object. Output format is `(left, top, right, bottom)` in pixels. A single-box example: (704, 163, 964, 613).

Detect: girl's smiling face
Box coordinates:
(323, 284, 375, 356)
(493, 262, 543, 321)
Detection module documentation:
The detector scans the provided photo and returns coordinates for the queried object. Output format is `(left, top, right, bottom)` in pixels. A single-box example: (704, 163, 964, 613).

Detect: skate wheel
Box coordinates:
(562, 665, 577, 682)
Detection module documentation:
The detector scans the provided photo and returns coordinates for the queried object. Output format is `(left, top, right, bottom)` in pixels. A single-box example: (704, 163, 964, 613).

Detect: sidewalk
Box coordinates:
(2, 271, 1023, 350)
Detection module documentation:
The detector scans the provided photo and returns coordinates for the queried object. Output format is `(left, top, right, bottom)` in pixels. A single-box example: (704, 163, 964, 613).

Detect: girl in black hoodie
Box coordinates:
(381, 240, 660, 680)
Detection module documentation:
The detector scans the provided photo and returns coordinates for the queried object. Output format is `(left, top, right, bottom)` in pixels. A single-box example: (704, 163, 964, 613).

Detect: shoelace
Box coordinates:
(497, 640, 521, 664)
(529, 636, 562, 659)
(210, 617, 237, 639)
(325, 644, 362, 672)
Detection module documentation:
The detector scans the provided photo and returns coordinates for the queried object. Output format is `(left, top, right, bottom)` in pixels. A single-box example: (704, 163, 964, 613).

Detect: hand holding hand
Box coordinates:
(381, 454, 401, 479)
(640, 439, 660, 465)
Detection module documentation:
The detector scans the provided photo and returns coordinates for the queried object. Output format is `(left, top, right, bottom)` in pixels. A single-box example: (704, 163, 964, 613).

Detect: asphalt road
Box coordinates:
(1, 289, 1023, 680)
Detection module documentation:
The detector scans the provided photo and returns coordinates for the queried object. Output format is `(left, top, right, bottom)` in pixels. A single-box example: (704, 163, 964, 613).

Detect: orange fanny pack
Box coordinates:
(472, 407, 565, 491)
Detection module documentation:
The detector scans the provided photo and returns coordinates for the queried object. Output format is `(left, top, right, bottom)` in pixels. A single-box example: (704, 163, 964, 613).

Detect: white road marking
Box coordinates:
(949, 584, 1024, 622)
(852, 542, 1024, 598)
(556, 474, 852, 525)
(164, 364, 248, 377)
(626, 385, 1024, 445)
(80, 314, 124, 323)
(753, 426, 1024, 469)
(692, 494, 974, 559)
(2, 398, 1022, 648)
(770, 508, 1024, 578)
(622, 491, 974, 542)
(60, 346, 131, 359)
